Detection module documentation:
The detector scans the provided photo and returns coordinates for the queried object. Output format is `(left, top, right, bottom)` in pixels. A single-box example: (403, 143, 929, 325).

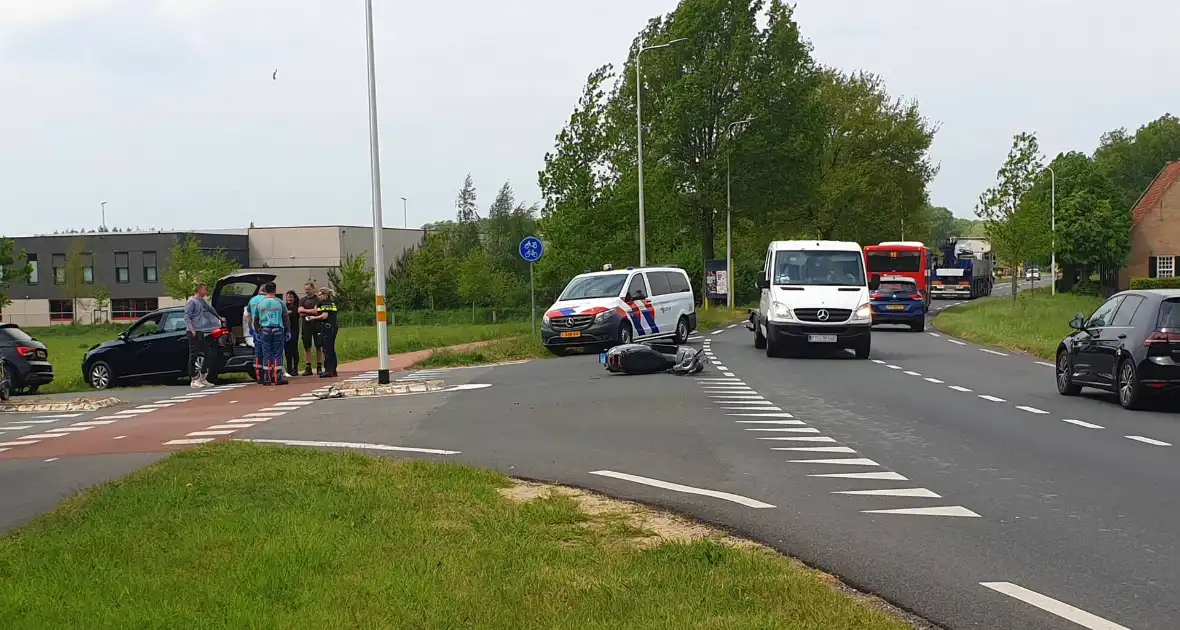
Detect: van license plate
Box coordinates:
(886, 305, 905, 310)
(560, 331, 581, 338)
(808, 334, 837, 343)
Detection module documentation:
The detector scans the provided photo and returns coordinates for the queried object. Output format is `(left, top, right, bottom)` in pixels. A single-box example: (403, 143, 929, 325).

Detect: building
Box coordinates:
(1119, 161, 1180, 289)
(1, 225, 426, 327)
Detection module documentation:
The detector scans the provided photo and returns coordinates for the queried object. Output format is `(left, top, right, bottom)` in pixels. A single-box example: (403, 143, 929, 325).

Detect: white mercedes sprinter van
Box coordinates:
(750, 240, 880, 359)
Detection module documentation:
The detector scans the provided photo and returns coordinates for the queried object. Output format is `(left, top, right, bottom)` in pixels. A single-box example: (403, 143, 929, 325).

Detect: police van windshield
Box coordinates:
(773, 251, 866, 287)
(559, 273, 629, 300)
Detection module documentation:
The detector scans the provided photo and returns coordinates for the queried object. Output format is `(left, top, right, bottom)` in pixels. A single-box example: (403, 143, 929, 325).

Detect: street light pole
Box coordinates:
(400, 197, 408, 228)
(724, 116, 754, 310)
(635, 37, 686, 267)
(100, 202, 107, 230)
(363, 0, 390, 384)
(1047, 166, 1056, 297)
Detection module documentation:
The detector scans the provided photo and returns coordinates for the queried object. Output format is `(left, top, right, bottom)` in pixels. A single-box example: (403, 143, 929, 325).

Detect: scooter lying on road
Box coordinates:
(601, 343, 706, 375)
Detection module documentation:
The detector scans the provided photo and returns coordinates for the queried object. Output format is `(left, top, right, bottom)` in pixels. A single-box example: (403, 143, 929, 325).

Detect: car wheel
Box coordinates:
(1117, 357, 1145, 410)
(89, 361, 114, 390)
(910, 318, 925, 332)
(1055, 350, 1081, 396)
(753, 317, 767, 350)
(854, 338, 871, 359)
(618, 322, 633, 345)
(191, 354, 206, 379)
(673, 316, 690, 344)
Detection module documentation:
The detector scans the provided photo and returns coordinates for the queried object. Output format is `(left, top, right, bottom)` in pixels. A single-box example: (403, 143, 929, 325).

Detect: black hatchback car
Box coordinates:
(0, 323, 53, 395)
(81, 272, 276, 390)
(1056, 288, 1180, 409)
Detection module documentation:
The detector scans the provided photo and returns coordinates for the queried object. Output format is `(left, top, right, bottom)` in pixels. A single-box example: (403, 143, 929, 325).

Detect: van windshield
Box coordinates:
(559, 273, 629, 300)
(773, 251, 866, 287)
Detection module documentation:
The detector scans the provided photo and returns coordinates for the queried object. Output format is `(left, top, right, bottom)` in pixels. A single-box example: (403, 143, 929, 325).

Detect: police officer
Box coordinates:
(297, 282, 324, 375)
(313, 287, 339, 378)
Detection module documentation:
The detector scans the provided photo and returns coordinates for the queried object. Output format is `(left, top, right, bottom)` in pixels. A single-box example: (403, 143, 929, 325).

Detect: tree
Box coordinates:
(326, 253, 375, 313)
(92, 284, 111, 324)
(0, 238, 32, 319)
(162, 235, 242, 300)
(1094, 114, 1180, 213)
(454, 174, 481, 256)
(457, 249, 487, 319)
(61, 237, 91, 324)
(976, 132, 1050, 300)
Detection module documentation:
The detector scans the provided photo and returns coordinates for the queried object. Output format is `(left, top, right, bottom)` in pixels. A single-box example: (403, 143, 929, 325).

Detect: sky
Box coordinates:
(2, 0, 1178, 236)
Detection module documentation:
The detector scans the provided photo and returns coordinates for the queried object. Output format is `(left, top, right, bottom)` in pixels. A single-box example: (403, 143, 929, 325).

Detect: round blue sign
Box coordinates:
(519, 236, 544, 263)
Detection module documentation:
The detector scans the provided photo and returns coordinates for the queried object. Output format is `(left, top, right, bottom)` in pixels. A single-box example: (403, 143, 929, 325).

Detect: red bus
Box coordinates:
(864, 241, 933, 308)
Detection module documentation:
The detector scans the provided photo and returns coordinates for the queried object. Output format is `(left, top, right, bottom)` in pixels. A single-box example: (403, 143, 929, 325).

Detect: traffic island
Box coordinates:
(0, 396, 121, 414)
(316, 379, 447, 399)
(0, 442, 923, 629)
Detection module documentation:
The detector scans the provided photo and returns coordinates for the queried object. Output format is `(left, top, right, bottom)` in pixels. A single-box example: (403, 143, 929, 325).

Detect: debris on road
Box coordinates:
(0, 396, 121, 414)
(602, 343, 705, 375)
(313, 379, 446, 399)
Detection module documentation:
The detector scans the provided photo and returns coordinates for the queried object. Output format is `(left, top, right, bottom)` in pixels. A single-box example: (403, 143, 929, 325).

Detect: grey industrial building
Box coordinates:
(2, 225, 426, 327)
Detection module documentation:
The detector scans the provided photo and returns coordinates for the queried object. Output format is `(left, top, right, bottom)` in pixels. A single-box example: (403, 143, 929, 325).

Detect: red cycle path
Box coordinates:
(0, 342, 492, 460)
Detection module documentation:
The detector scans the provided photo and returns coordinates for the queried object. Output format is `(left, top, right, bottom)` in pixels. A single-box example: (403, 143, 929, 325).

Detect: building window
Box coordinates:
(1153, 255, 1175, 279)
(111, 298, 159, 320)
(27, 254, 38, 285)
(49, 299, 73, 322)
(52, 254, 66, 285)
(143, 251, 158, 283)
(82, 253, 94, 284)
(115, 251, 130, 284)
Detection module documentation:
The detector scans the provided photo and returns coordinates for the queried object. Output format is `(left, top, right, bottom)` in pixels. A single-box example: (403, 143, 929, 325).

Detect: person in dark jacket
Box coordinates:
(283, 290, 301, 377)
(312, 287, 339, 378)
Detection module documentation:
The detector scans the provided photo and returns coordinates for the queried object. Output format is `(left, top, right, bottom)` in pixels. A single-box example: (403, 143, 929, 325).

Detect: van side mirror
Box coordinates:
(868, 273, 882, 291)
(755, 278, 770, 290)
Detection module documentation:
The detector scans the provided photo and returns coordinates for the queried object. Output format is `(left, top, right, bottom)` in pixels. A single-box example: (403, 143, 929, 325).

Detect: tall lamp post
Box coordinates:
(100, 201, 107, 230)
(725, 116, 755, 310)
(1047, 166, 1056, 297)
(363, 0, 390, 384)
(400, 196, 408, 228)
(635, 37, 686, 267)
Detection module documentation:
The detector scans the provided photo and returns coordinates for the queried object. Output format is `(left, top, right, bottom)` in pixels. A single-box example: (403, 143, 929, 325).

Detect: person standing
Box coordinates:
(246, 289, 267, 382)
(251, 282, 290, 385)
(283, 290, 301, 377)
(184, 282, 224, 389)
(298, 282, 324, 376)
(313, 287, 339, 378)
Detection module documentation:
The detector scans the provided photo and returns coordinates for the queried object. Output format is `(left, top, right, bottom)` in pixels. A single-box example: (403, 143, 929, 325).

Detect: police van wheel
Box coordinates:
(618, 323, 633, 345)
(673, 317, 690, 344)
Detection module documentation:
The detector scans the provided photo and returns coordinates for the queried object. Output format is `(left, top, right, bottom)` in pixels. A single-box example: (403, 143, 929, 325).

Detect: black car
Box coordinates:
(1056, 288, 1180, 409)
(81, 272, 276, 390)
(0, 323, 53, 395)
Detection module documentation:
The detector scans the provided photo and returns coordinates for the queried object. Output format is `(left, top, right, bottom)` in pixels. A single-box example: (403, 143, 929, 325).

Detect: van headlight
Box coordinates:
(542, 314, 551, 325)
(770, 301, 793, 321)
(851, 303, 872, 322)
(594, 310, 613, 324)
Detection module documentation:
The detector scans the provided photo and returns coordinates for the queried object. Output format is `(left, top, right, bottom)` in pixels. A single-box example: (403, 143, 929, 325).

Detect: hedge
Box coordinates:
(1129, 277, 1180, 290)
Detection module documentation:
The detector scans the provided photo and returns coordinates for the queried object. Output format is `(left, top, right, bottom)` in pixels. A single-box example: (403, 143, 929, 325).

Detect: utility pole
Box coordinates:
(725, 116, 754, 310)
(1048, 166, 1056, 296)
(363, 0, 390, 384)
(635, 37, 686, 267)
(400, 197, 408, 228)
(101, 201, 107, 230)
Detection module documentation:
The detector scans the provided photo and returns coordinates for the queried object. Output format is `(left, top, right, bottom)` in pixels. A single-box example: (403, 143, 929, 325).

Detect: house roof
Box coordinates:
(1132, 161, 1180, 223)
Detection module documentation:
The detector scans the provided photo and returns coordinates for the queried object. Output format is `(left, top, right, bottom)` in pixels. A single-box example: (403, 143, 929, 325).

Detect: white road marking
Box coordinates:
(113, 435, 127, 440)
(44, 458, 58, 462)
(721, 405, 783, 411)
(71, 420, 118, 426)
(0, 425, 33, 431)
(114, 409, 153, 415)
(924, 377, 945, 384)
(711, 329, 724, 335)
(1062, 419, 1104, 429)
(44, 427, 92, 433)
(710, 360, 723, 365)
(722, 372, 736, 377)
(836, 488, 941, 498)
(789, 458, 880, 466)
(698, 378, 743, 382)
(727, 324, 739, 329)
(92, 415, 126, 420)
(949, 340, 967, 346)
(226, 418, 266, 424)
(1125, 435, 1171, 447)
(755, 429, 822, 435)
(186, 430, 238, 437)
(19, 419, 64, 424)
(871, 359, 886, 364)
(239, 438, 462, 455)
(0, 440, 39, 447)
(762, 436, 838, 442)
(1015, 405, 1049, 414)
(948, 385, 972, 392)
(33, 413, 82, 419)
(718, 402, 776, 407)
(136, 403, 174, 409)
(701, 385, 754, 390)
(744, 427, 819, 432)
(810, 471, 909, 480)
(885, 364, 903, 370)
(244, 412, 287, 417)
(927, 332, 941, 338)
(709, 394, 765, 399)
(1036, 361, 1056, 368)
(588, 470, 775, 509)
(979, 582, 1131, 630)
(774, 446, 857, 453)
(24, 433, 65, 439)
(257, 407, 294, 412)
(207, 424, 256, 430)
(863, 506, 981, 517)
(164, 438, 214, 445)
(714, 365, 729, 371)
(727, 412, 794, 418)
(978, 395, 1006, 402)
(903, 371, 922, 376)
(272, 401, 314, 407)
(979, 348, 1008, 357)
(735, 420, 805, 425)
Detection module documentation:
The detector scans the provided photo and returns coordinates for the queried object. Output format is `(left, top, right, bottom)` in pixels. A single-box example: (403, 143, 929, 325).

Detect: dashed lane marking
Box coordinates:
(864, 506, 981, 517)
(754, 429, 823, 436)
(903, 371, 921, 376)
(709, 394, 766, 399)
(165, 438, 214, 446)
(186, 429, 238, 437)
(727, 412, 795, 418)
(722, 372, 736, 377)
(979, 348, 1009, 357)
(0, 425, 34, 431)
(240, 439, 462, 456)
(735, 420, 805, 425)
(927, 333, 941, 338)
(71, 420, 118, 426)
(0, 441, 39, 447)
(44, 427, 93, 433)
(1063, 419, 1104, 429)
(1015, 405, 1049, 414)
(810, 471, 908, 480)
(978, 395, 1006, 402)
(948, 385, 972, 392)
(789, 458, 880, 466)
(1036, 361, 1056, 368)
(777, 446, 858, 453)
(949, 340, 967, 346)
(711, 329, 725, 335)
(32, 413, 82, 419)
(720, 405, 783, 411)
(24, 433, 65, 440)
(885, 364, 903, 370)
(836, 487, 941, 498)
(1125, 435, 1171, 447)
(924, 377, 945, 384)
(207, 424, 257, 430)
(761, 436, 838, 442)
(588, 470, 776, 509)
(979, 582, 1131, 630)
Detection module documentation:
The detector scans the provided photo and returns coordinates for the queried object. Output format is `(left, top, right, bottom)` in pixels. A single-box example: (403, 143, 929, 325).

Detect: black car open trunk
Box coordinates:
(212, 272, 277, 333)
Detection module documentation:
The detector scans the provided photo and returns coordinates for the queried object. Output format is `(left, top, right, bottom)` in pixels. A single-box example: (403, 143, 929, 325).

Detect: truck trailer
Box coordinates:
(930, 240, 993, 299)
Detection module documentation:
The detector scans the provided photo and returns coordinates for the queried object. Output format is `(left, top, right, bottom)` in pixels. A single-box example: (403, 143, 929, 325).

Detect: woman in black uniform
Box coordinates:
(314, 287, 339, 378)
(283, 290, 301, 377)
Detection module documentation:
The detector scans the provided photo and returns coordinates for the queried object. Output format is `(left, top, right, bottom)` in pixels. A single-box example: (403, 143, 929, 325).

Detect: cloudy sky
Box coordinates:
(2, 0, 1176, 236)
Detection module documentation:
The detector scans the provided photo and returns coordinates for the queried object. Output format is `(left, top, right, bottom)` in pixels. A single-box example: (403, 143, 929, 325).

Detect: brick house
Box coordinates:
(1119, 161, 1180, 289)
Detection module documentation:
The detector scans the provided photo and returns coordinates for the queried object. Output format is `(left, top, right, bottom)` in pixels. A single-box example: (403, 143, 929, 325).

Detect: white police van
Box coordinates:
(541, 265, 697, 356)
(750, 240, 880, 359)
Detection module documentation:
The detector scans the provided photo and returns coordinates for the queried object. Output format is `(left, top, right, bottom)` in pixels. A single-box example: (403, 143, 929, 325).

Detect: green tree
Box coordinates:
(925, 206, 957, 245)
(162, 236, 242, 301)
(457, 248, 487, 319)
(326, 253, 375, 312)
(410, 230, 458, 310)
(976, 132, 1050, 300)
(61, 237, 91, 324)
(1094, 114, 1180, 213)
(0, 238, 32, 318)
(92, 284, 111, 324)
(454, 174, 482, 257)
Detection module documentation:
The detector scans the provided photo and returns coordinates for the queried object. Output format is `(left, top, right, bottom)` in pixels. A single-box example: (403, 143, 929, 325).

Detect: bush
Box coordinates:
(1068, 279, 1102, 296)
(1129, 277, 1180, 290)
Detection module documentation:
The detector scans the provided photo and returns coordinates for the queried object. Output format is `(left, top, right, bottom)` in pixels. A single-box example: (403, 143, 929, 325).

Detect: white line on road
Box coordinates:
(272, 401, 314, 407)
(19, 419, 64, 424)
(91, 415, 126, 420)
(948, 385, 972, 392)
(745, 428, 824, 433)
(722, 372, 736, 377)
(871, 359, 886, 364)
(113, 435, 127, 440)
(979, 582, 1131, 630)
(979, 348, 1008, 357)
(698, 378, 743, 382)
(924, 377, 945, 384)
(735, 420, 805, 425)
(239, 439, 462, 455)
(754, 430, 824, 436)
(24, 433, 65, 439)
(774, 446, 858, 453)
(903, 371, 922, 376)
(789, 458, 879, 466)
(727, 412, 794, 418)
(810, 471, 908, 480)
(186, 430, 238, 437)
(863, 506, 981, 517)
(71, 420, 118, 426)
(836, 488, 941, 498)
(927, 332, 941, 338)
(136, 403, 175, 409)
(33, 413, 82, 419)
(760, 435, 837, 441)
(885, 364, 903, 370)
(1036, 361, 1056, 368)
(257, 407, 294, 412)
(710, 360, 724, 365)
(588, 470, 775, 509)
(949, 340, 967, 346)
(1015, 406, 1049, 414)
(0, 440, 39, 447)
(978, 395, 1006, 402)
(1125, 435, 1171, 447)
(164, 438, 215, 445)
(114, 409, 153, 415)
(720, 406, 782, 412)
(701, 386, 754, 391)
(244, 412, 287, 417)
(207, 424, 257, 430)
(0, 425, 33, 431)
(711, 329, 724, 335)
(1062, 419, 1104, 429)
(709, 394, 765, 399)
(44, 427, 92, 433)
(727, 324, 739, 329)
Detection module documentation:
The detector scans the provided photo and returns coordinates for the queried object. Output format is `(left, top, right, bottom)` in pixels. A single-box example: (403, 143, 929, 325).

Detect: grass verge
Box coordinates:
(696, 306, 751, 331)
(934, 289, 1103, 359)
(412, 335, 548, 369)
(0, 442, 913, 630)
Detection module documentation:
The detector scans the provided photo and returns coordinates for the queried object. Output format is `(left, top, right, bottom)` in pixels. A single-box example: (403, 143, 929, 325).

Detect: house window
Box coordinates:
(49, 299, 73, 322)
(1154, 255, 1175, 279)
(26, 254, 38, 285)
(52, 254, 66, 285)
(115, 251, 130, 284)
(81, 253, 94, 284)
(111, 298, 159, 320)
(143, 251, 158, 283)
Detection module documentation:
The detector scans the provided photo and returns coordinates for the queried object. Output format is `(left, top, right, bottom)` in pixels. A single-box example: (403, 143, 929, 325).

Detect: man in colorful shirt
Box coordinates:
(250, 282, 290, 385)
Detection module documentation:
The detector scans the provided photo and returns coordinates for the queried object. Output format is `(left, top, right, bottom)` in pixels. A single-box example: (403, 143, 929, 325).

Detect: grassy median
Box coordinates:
(934, 290, 1103, 359)
(0, 443, 911, 630)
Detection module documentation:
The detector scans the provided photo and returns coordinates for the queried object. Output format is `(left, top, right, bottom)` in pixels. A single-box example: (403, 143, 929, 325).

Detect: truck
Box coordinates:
(930, 240, 993, 299)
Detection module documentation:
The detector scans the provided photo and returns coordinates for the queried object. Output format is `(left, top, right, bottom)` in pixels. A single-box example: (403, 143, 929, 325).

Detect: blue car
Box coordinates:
(871, 278, 926, 332)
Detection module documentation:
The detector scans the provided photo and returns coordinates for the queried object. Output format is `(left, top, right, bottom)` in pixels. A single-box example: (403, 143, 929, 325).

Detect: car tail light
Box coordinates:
(1144, 331, 1180, 346)
(211, 327, 228, 339)
(870, 292, 884, 300)
(15, 346, 35, 358)
(910, 293, 923, 301)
